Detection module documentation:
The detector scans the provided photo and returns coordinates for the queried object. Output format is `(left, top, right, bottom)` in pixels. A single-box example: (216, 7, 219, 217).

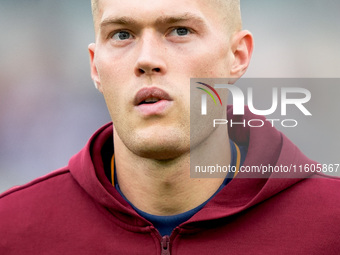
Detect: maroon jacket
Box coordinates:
(1, 108, 339, 254)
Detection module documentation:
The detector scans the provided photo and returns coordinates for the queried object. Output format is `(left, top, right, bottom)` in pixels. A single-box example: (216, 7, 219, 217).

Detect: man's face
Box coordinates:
(90, 0, 236, 160)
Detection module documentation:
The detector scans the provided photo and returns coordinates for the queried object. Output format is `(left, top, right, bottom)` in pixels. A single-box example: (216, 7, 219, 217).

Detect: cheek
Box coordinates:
(101, 86, 120, 122)
(96, 53, 130, 107)
(96, 46, 134, 81)
(99, 71, 128, 124)
(184, 47, 231, 78)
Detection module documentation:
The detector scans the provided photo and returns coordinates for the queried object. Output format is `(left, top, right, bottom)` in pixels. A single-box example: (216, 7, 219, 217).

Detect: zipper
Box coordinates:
(161, 235, 170, 255)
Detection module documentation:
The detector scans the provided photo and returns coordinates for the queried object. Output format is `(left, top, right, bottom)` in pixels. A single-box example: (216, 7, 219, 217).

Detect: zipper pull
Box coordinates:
(161, 235, 170, 255)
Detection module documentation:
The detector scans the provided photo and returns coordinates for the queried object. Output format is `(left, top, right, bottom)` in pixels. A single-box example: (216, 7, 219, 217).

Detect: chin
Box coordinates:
(115, 122, 190, 160)
(130, 131, 190, 160)
(136, 147, 187, 161)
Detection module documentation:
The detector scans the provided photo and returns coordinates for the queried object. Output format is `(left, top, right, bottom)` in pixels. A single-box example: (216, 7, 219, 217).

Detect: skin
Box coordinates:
(89, 0, 253, 215)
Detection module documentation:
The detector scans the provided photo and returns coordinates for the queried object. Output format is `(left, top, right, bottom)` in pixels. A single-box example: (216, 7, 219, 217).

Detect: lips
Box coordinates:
(134, 87, 173, 116)
(134, 87, 172, 106)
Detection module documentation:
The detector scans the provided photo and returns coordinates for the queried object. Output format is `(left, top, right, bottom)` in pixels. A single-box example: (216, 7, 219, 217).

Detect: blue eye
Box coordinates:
(170, 27, 190, 36)
(176, 28, 189, 36)
(112, 31, 132, 40)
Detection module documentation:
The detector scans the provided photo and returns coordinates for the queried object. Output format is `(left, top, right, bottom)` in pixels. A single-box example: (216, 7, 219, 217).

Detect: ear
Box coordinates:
(88, 43, 103, 92)
(229, 30, 253, 79)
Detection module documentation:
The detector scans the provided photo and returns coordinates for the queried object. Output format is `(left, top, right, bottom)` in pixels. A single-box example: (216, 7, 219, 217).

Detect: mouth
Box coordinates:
(134, 87, 172, 105)
(139, 97, 161, 105)
(134, 87, 173, 116)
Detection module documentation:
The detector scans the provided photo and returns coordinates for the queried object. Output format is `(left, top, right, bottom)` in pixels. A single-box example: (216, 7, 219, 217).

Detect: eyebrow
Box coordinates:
(100, 13, 206, 29)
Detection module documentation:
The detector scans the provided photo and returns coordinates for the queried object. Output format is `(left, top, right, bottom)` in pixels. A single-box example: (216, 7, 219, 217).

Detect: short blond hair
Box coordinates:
(91, 0, 98, 20)
(218, 0, 242, 32)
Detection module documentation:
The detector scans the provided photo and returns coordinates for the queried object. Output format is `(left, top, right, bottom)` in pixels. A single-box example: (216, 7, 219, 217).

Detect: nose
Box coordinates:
(134, 32, 167, 77)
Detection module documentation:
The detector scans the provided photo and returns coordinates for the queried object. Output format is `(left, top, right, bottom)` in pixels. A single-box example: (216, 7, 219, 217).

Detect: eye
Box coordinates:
(169, 27, 191, 37)
(112, 31, 132, 41)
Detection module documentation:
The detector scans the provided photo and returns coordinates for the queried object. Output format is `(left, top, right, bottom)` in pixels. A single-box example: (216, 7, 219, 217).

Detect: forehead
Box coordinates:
(95, 0, 227, 31)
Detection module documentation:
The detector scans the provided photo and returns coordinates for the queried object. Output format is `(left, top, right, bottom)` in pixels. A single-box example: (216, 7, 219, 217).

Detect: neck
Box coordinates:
(114, 125, 231, 216)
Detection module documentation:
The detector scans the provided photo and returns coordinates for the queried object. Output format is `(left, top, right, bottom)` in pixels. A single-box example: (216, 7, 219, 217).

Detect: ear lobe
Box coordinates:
(230, 30, 254, 78)
(88, 43, 103, 92)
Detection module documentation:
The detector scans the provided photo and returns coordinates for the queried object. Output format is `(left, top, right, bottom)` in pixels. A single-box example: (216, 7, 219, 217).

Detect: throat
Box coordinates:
(116, 159, 225, 216)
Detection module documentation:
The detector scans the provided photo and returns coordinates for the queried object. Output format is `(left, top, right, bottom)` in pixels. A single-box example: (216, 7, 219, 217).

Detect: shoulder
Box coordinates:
(284, 174, 340, 215)
(258, 174, 340, 223)
(0, 167, 71, 202)
(0, 167, 82, 220)
(297, 174, 340, 195)
(0, 167, 95, 244)
(0, 166, 111, 253)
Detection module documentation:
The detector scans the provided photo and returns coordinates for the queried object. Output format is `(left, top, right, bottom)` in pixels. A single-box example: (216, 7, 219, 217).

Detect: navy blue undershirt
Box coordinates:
(114, 140, 247, 236)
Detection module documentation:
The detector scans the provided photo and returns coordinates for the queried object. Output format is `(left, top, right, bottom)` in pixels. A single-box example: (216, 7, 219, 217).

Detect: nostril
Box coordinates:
(136, 67, 162, 75)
